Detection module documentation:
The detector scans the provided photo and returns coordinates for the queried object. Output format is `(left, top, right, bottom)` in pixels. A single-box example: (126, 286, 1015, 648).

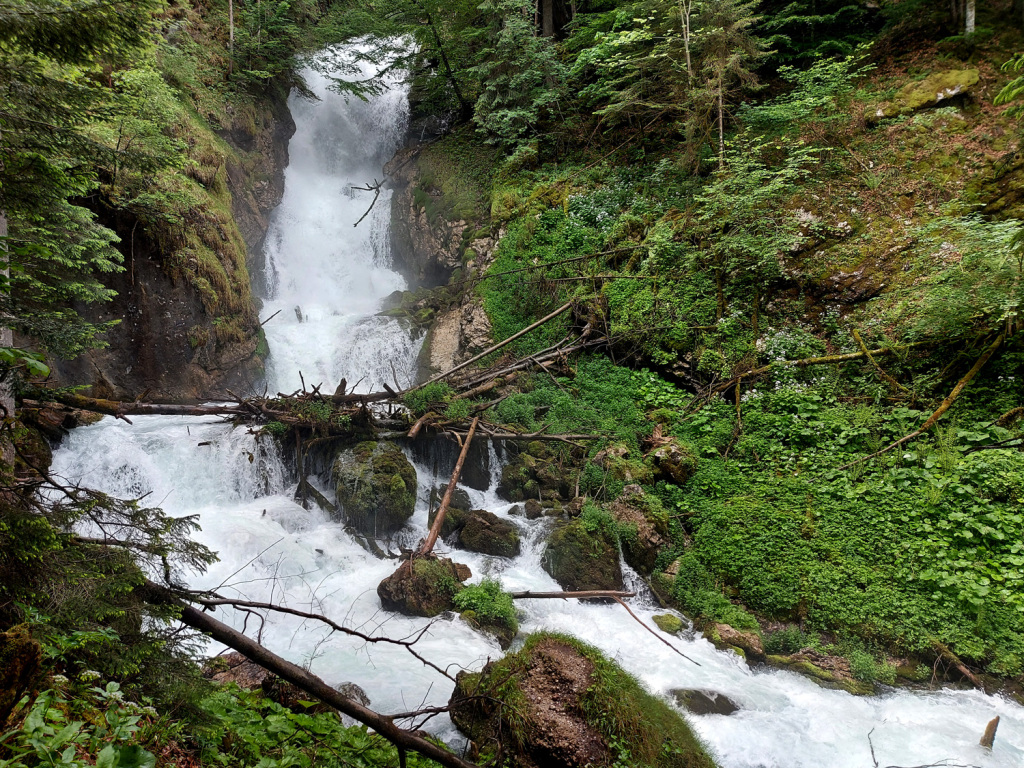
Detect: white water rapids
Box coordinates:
(51, 50, 1023, 768)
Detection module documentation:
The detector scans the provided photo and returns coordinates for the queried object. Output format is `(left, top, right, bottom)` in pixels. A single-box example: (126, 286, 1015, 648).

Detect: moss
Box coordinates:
(450, 633, 718, 768)
(332, 441, 417, 536)
(653, 614, 685, 634)
(543, 520, 623, 592)
(0, 626, 42, 724)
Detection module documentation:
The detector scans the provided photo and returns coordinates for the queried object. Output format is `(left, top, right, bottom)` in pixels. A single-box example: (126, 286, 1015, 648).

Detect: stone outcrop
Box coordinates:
(450, 634, 719, 768)
(498, 442, 572, 503)
(377, 556, 471, 617)
(48, 87, 295, 401)
(609, 485, 670, 575)
(332, 441, 417, 537)
(543, 520, 623, 592)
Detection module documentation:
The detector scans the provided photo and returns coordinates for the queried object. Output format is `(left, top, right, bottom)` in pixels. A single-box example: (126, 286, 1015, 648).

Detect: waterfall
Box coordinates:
(49, 46, 1023, 768)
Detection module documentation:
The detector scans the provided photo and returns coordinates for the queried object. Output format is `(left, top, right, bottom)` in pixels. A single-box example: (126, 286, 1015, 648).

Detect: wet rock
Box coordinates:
(429, 484, 472, 516)
(524, 498, 544, 519)
(205, 651, 272, 689)
(337, 682, 371, 726)
(450, 634, 718, 768)
(543, 520, 623, 592)
(647, 439, 697, 486)
(459, 510, 521, 558)
(766, 649, 875, 695)
(508, 504, 524, 517)
(332, 441, 417, 537)
(705, 623, 766, 663)
(653, 614, 684, 635)
(670, 689, 739, 716)
(609, 485, 670, 575)
(429, 507, 521, 558)
(875, 69, 979, 119)
(377, 556, 470, 617)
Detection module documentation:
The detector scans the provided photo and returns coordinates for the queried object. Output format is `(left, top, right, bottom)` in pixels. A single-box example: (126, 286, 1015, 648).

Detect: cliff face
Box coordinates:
(48, 89, 296, 401)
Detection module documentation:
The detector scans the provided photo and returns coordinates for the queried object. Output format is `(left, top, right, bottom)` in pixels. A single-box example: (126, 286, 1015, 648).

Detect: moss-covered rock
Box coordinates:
(653, 614, 685, 635)
(332, 441, 417, 537)
(609, 485, 670, 575)
(0, 625, 42, 725)
(766, 650, 875, 696)
(592, 443, 654, 486)
(428, 507, 521, 558)
(543, 520, 623, 592)
(497, 442, 571, 502)
(704, 623, 765, 663)
(449, 633, 719, 768)
(647, 439, 698, 486)
(376, 556, 471, 617)
(875, 69, 979, 118)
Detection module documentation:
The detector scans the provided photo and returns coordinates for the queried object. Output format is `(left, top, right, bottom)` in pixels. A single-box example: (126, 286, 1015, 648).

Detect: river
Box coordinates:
(50, 48, 1023, 768)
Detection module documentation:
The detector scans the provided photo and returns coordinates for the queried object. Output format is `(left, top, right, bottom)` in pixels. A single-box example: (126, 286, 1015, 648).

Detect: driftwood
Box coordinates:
(980, 716, 999, 749)
(141, 581, 477, 768)
(420, 416, 479, 555)
(839, 333, 1005, 470)
(22, 395, 245, 420)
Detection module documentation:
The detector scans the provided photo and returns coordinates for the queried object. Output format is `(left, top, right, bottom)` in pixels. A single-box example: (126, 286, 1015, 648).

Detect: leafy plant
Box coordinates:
(453, 578, 518, 634)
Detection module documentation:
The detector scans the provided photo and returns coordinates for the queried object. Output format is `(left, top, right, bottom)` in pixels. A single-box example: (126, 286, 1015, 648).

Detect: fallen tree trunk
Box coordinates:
(23, 395, 245, 419)
(839, 333, 1005, 469)
(420, 416, 479, 555)
(142, 581, 478, 768)
(509, 590, 636, 599)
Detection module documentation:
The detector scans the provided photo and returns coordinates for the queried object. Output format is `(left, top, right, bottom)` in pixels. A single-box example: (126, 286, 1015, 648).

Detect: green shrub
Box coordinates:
(453, 578, 518, 635)
(764, 626, 807, 655)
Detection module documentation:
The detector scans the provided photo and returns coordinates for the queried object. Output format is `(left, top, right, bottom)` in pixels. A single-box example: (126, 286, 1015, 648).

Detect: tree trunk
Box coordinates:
(0, 210, 14, 471)
(964, 0, 975, 34)
(717, 74, 725, 170)
(228, 0, 235, 76)
(541, 0, 555, 36)
(678, 0, 692, 83)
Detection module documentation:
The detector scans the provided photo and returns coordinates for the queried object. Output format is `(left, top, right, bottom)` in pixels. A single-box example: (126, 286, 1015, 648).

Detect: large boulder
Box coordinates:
(450, 634, 719, 768)
(670, 689, 739, 717)
(332, 441, 417, 537)
(543, 520, 623, 592)
(430, 506, 521, 558)
(609, 485, 670, 575)
(876, 69, 979, 119)
(377, 556, 471, 617)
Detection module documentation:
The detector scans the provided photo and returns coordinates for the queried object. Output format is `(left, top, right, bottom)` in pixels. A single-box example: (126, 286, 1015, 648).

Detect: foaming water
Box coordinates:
(48, 45, 1024, 768)
(261, 47, 420, 395)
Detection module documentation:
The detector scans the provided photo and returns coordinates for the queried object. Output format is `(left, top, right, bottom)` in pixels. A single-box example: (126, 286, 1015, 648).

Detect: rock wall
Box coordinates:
(48, 88, 295, 401)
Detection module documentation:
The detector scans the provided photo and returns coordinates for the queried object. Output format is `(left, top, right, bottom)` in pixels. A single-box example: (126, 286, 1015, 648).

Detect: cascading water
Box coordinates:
(49, 48, 1023, 768)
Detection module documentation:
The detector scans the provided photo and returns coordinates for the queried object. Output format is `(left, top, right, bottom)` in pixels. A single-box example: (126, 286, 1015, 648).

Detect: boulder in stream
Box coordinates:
(670, 689, 739, 716)
(429, 506, 521, 558)
(376, 555, 471, 617)
(332, 441, 417, 537)
(450, 633, 719, 768)
(542, 520, 623, 592)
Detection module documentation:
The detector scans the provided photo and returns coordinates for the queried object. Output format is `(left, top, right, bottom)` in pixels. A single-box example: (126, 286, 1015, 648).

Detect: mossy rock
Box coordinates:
(429, 507, 521, 558)
(377, 556, 471, 617)
(460, 609, 516, 649)
(609, 486, 670, 575)
(876, 69, 979, 118)
(449, 633, 719, 768)
(647, 439, 698, 486)
(670, 689, 738, 716)
(653, 614, 685, 635)
(543, 520, 623, 592)
(332, 441, 417, 537)
(0, 625, 42, 725)
(766, 652, 875, 695)
(497, 443, 571, 502)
